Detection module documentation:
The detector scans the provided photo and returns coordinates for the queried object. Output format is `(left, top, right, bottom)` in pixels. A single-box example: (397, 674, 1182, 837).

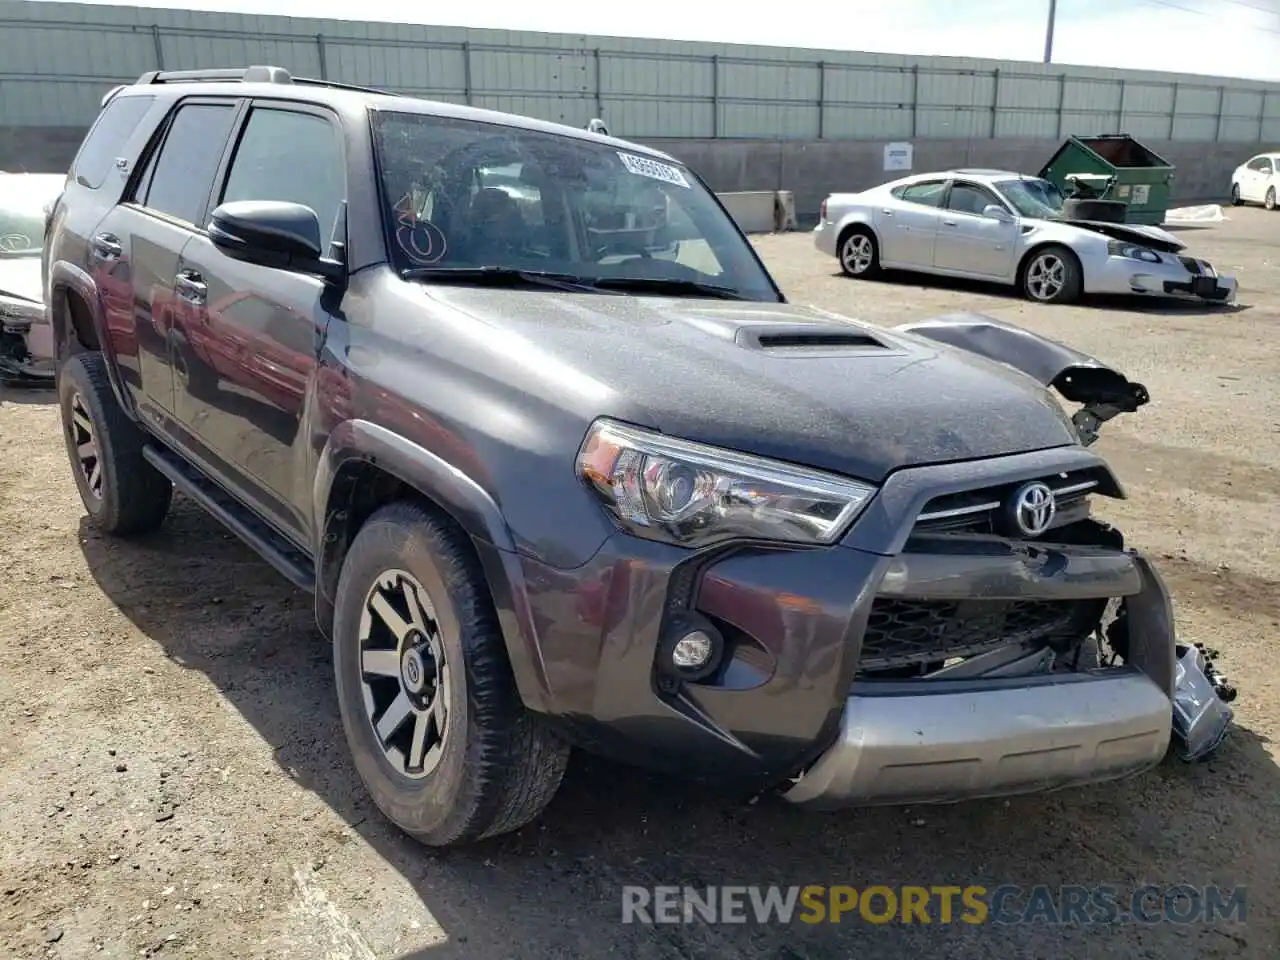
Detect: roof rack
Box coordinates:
(131, 65, 398, 97)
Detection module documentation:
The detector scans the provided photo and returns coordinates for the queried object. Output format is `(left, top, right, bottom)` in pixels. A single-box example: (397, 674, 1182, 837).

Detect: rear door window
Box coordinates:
(892, 181, 946, 207)
(138, 102, 238, 227)
(72, 95, 155, 190)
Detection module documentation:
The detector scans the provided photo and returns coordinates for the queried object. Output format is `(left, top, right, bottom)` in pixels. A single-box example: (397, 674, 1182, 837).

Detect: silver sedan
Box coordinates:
(813, 169, 1237, 305)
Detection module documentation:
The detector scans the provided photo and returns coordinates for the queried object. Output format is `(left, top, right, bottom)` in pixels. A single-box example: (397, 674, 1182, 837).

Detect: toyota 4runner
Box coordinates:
(45, 66, 1177, 847)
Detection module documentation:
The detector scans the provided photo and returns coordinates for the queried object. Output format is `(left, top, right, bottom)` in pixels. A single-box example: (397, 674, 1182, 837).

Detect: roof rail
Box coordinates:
(134, 66, 293, 85)
(291, 76, 400, 97)
(128, 66, 399, 98)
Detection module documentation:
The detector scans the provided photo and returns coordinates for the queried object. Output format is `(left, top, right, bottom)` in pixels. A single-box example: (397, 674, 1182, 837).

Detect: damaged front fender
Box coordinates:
(894, 312, 1149, 446)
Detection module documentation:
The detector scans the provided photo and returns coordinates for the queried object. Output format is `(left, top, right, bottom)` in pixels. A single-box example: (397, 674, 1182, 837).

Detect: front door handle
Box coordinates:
(942, 219, 958, 227)
(91, 233, 122, 261)
(175, 269, 207, 306)
(880, 208, 894, 216)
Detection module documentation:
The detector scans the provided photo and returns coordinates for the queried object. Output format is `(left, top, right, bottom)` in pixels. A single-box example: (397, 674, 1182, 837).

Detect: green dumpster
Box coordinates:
(1038, 134, 1175, 225)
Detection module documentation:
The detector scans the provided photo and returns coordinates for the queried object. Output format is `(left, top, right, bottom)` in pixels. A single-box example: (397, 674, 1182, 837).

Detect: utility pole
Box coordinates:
(1043, 0, 1058, 63)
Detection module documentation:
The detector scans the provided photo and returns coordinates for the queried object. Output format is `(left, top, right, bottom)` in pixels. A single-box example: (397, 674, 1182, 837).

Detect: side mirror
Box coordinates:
(209, 200, 345, 286)
(982, 204, 1014, 222)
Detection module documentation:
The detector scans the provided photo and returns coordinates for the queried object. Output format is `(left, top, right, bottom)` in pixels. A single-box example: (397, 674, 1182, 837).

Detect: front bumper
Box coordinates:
(1087, 254, 1237, 303)
(516, 445, 1177, 804)
(0, 298, 54, 381)
(784, 669, 1172, 808)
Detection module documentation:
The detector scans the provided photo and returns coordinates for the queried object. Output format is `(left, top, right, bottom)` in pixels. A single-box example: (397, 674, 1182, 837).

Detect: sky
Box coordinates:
(36, 0, 1280, 81)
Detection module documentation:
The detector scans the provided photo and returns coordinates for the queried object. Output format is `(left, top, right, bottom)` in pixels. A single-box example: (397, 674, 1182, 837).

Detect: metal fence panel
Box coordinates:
(0, 0, 1275, 143)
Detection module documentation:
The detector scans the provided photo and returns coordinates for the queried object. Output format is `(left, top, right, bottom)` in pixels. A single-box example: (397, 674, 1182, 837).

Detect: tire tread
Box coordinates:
(59, 353, 172, 536)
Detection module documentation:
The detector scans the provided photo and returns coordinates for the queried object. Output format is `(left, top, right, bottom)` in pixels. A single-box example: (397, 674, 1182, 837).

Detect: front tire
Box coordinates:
(1266, 188, 1277, 211)
(1230, 183, 1242, 206)
(838, 227, 881, 279)
(58, 353, 172, 536)
(1020, 245, 1083, 305)
(332, 501, 569, 847)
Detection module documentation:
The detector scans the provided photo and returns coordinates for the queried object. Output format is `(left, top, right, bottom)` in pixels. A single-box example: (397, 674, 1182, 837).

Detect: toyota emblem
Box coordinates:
(1009, 481, 1056, 537)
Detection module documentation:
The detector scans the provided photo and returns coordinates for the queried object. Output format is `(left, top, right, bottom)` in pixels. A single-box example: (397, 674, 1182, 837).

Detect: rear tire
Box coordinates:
(1019, 245, 1083, 305)
(1266, 188, 1277, 212)
(838, 227, 881, 279)
(332, 501, 569, 847)
(58, 353, 172, 536)
(1230, 183, 1242, 206)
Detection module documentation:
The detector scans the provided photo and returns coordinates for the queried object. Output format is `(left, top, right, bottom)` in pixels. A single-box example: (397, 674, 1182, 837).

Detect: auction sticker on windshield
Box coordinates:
(618, 152, 690, 188)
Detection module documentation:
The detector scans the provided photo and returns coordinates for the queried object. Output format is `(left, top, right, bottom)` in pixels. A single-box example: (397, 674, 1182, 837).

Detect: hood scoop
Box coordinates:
(738, 324, 888, 353)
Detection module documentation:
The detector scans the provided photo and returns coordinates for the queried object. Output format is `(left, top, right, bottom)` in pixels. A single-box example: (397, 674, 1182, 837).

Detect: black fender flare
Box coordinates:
(895, 313, 1150, 445)
(47, 260, 137, 419)
(312, 419, 553, 712)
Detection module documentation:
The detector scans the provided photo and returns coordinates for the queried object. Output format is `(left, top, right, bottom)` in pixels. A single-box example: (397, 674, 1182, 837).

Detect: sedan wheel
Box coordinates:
(1021, 245, 1082, 304)
(1230, 183, 1242, 206)
(839, 230, 880, 278)
(1267, 188, 1277, 212)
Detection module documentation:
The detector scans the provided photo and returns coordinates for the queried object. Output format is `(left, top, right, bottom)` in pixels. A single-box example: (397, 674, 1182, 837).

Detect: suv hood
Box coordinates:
(422, 287, 1080, 482)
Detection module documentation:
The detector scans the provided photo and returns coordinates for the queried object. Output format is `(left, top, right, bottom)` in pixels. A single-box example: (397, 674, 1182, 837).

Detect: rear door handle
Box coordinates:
(175, 269, 207, 306)
(91, 233, 122, 261)
(942, 219, 958, 227)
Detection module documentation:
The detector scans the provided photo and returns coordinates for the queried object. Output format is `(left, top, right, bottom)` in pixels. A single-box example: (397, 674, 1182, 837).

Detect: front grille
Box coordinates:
(859, 598, 1087, 671)
(912, 471, 1100, 535)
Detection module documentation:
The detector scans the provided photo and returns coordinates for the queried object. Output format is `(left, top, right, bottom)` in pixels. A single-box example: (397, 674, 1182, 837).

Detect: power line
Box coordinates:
(1220, 0, 1279, 15)
(1131, 0, 1280, 35)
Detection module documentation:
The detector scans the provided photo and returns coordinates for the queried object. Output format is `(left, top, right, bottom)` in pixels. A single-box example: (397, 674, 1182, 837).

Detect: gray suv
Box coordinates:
(45, 66, 1176, 847)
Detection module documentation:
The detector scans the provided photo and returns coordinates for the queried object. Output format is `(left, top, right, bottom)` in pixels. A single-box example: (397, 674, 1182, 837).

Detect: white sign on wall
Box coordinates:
(883, 142, 914, 172)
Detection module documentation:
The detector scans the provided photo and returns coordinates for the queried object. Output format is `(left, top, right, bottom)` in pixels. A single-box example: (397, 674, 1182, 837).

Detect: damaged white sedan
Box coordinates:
(814, 169, 1238, 306)
(1, 172, 64, 383)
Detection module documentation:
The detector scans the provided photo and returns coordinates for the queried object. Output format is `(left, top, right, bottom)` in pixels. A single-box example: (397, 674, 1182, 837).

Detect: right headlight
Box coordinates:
(1107, 240, 1162, 263)
(576, 419, 875, 548)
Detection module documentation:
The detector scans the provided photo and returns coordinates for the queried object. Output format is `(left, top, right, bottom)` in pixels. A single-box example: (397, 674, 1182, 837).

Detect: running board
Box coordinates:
(142, 445, 316, 592)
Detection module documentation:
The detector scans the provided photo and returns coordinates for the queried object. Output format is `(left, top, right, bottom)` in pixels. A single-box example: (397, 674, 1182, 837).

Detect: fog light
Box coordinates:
(656, 613, 724, 685)
(672, 631, 714, 669)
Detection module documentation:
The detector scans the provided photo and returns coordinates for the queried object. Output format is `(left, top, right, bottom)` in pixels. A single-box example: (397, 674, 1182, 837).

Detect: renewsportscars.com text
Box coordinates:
(621, 884, 1247, 926)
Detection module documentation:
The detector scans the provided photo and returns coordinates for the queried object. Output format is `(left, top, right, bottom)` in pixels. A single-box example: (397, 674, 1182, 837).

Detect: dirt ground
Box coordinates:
(3, 207, 1279, 960)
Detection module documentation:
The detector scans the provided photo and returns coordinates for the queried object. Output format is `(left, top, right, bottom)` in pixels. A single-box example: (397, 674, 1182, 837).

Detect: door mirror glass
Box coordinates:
(209, 200, 344, 284)
(982, 204, 1014, 222)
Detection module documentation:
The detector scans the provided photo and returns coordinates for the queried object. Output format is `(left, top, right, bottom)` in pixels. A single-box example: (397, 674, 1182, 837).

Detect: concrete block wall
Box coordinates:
(648, 138, 1260, 222)
(5, 128, 1258, 220)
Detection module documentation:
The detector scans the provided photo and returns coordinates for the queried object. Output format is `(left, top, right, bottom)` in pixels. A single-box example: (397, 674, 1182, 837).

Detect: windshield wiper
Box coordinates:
(584, 276, 747, 300)
(401, 265, 598, 293)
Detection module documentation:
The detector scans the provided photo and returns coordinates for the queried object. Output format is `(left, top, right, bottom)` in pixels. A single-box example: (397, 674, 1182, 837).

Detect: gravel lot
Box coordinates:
(2, 207, 1278, 960)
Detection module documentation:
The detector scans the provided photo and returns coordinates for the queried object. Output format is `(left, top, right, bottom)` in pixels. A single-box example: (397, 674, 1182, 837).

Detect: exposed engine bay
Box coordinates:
(875, 313, 1237, 761)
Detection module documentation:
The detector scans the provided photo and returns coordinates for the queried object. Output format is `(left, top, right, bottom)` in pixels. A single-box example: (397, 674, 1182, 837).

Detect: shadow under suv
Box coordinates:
(44, 65, 1175, 847)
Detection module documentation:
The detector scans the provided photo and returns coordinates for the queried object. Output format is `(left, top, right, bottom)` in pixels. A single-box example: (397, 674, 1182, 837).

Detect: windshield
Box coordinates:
(371, 111, 781, 300)
(995, 178, 1065, 220)
(0, 175, 64, 259)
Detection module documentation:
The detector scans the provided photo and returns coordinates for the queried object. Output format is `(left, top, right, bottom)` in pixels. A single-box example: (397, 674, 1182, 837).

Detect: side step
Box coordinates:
(142, 445, 316, 592)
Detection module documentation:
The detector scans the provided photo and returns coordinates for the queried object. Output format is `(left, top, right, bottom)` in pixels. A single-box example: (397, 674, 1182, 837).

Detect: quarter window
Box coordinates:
(139, 102, 237, 226)
(72, 95, 155, 190)
(220, 108, 345, 244)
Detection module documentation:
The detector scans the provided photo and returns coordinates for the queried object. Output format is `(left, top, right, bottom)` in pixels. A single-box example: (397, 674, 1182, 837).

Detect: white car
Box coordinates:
(1230, 152, 1279, 210)
(1, 171, 65, 382)
(814, 169, 1237, 306)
